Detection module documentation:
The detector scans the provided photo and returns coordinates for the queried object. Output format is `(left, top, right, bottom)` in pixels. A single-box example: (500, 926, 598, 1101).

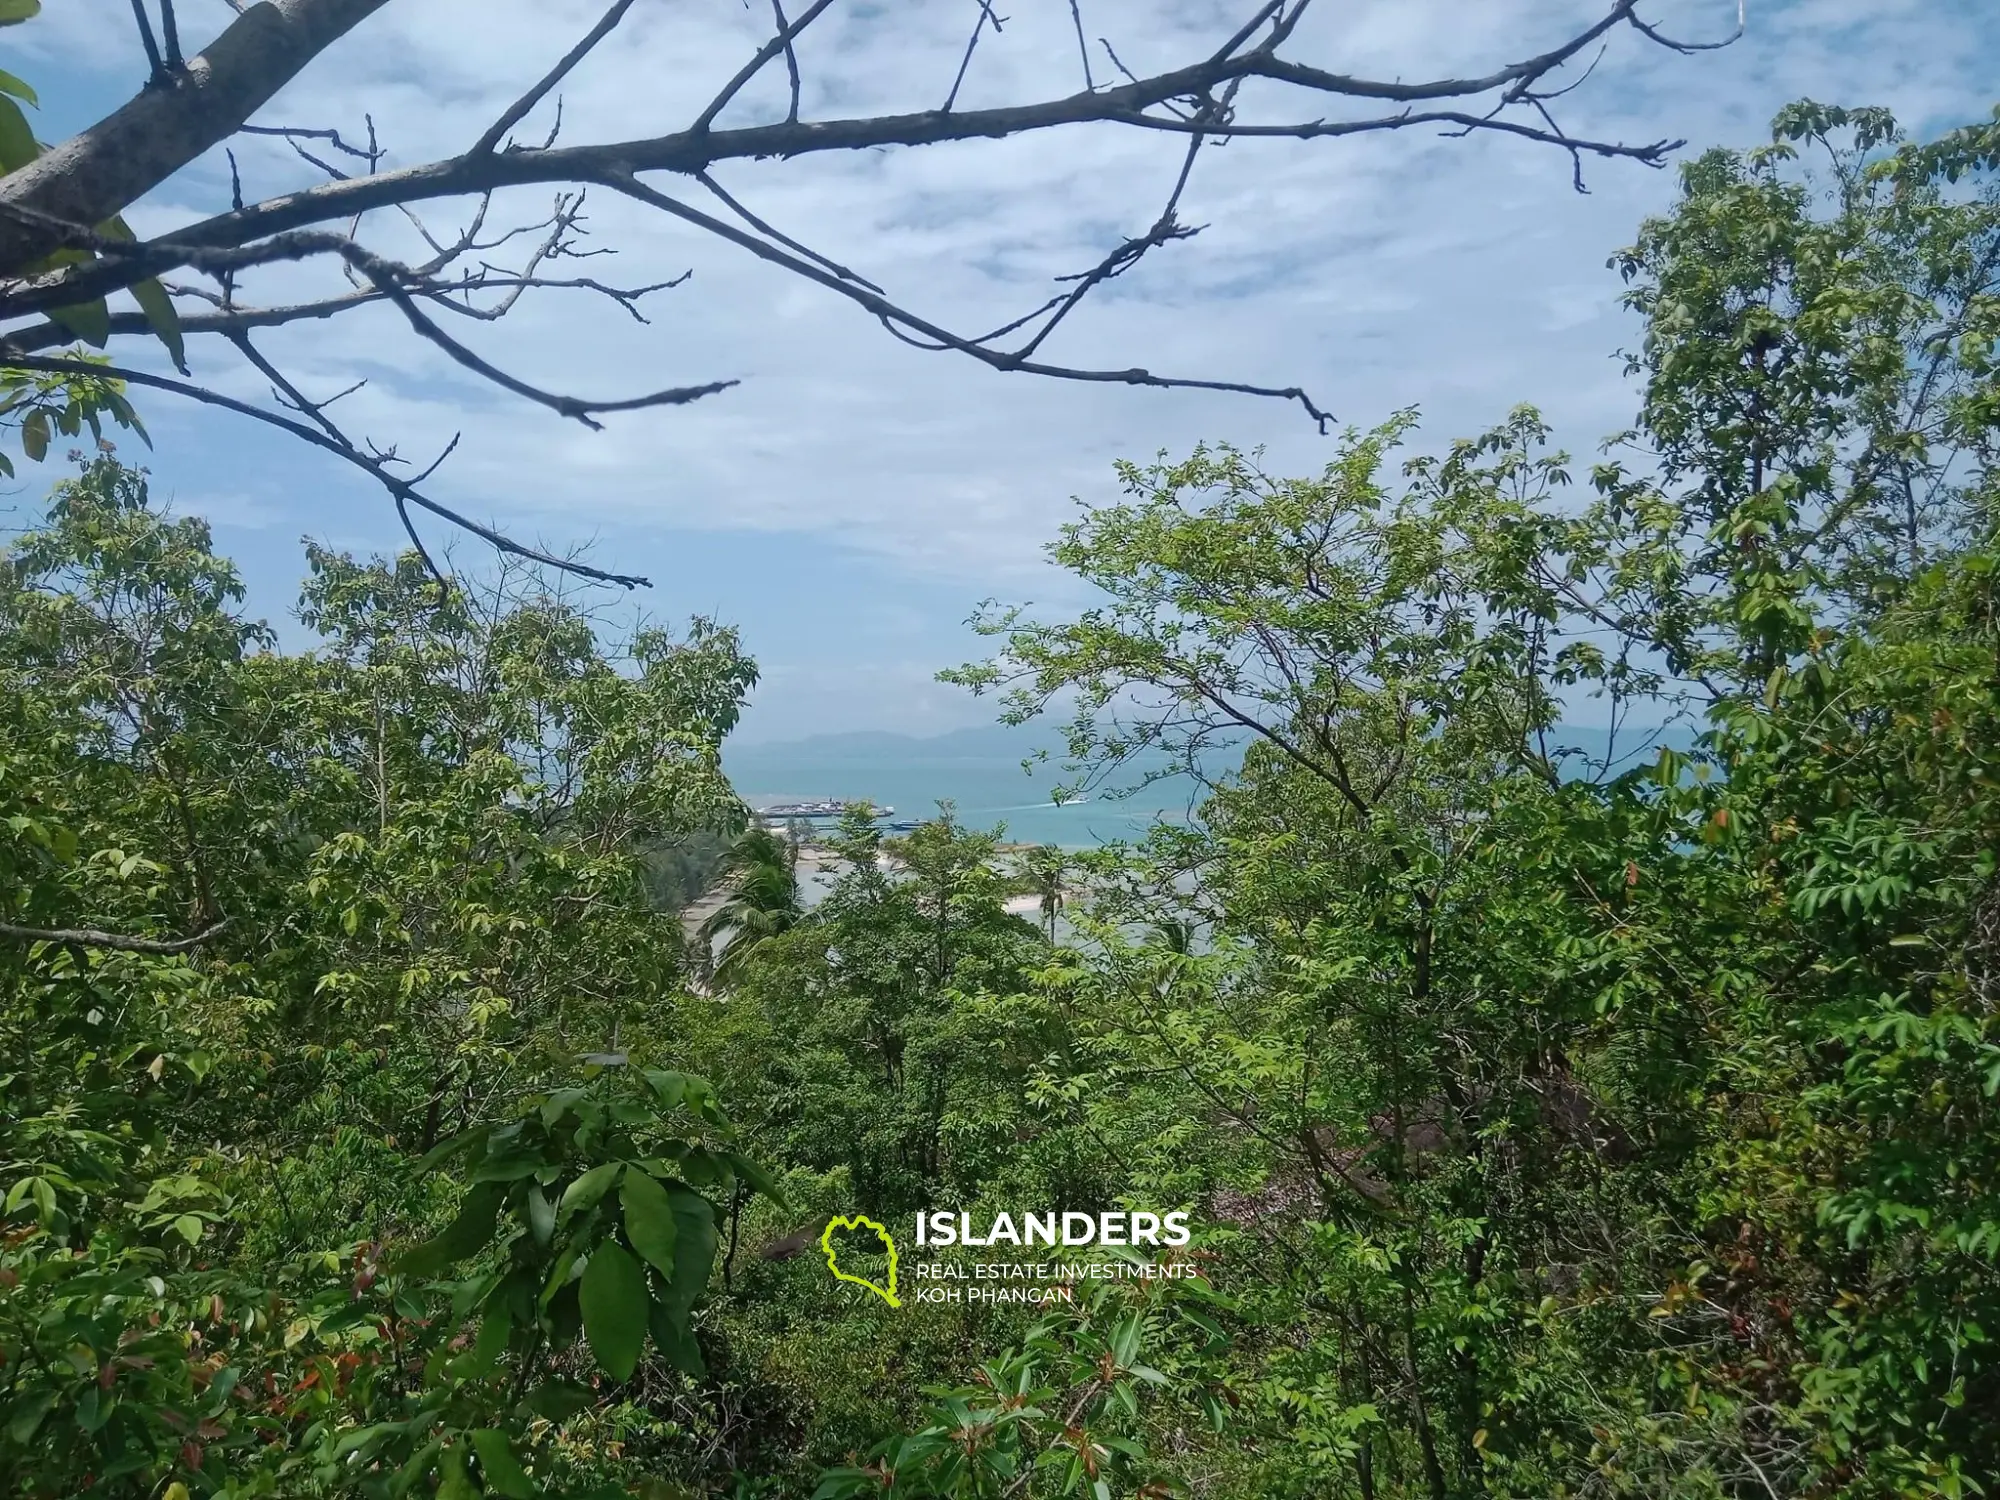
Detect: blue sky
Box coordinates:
(6, 0, 1996, 742)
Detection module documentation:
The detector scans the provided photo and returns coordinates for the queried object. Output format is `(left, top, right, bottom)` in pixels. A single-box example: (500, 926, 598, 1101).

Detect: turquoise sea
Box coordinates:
(724, 722, 1687, 849)
(724, 726, 1202, 848)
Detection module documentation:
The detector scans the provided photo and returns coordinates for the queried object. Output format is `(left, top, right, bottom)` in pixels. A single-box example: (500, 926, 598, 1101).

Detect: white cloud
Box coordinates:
(17, 0, 1995, 733)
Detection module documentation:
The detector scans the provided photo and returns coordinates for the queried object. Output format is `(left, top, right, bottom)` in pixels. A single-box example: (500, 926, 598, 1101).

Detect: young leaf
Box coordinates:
(129, 277, 186, 371)
(579, 1241, 647, 1381)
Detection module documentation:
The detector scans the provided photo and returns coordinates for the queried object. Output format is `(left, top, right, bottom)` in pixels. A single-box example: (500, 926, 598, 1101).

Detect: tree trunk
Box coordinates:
(0, 0, 392, 275)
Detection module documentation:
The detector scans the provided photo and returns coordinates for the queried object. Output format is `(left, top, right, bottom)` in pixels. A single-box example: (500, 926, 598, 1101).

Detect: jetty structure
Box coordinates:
(758, 798, 895, 821)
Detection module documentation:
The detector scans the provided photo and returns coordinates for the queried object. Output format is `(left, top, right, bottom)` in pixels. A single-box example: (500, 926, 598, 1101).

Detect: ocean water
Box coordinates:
(726, 756, 1199, 847)
(724, 726, 1203, 848)
(723, 722, 1689, 849)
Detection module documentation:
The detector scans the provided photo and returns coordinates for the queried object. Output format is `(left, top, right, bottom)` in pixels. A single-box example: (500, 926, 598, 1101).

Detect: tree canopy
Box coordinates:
(6, 85, 2000, 1500)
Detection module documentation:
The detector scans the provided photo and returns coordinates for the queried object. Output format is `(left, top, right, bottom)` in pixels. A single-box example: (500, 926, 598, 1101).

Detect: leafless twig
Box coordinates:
(472, 0, 641, 155)
(0, 0, 1732, 588)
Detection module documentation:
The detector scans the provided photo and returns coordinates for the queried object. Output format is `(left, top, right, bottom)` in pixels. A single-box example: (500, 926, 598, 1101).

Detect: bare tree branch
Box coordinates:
(0, 0, 1735, 586)
(1068, 0, 1095, 92)
(771, 0, 804, 124)
(0, 916, 229, 954)
(4, 351, 657, 588)
(159, 1, 186, 71)
(471, 0, 640, 156)
(691, 0, 839, 134)
(129, 0, 167, 81)
(7, 4, 1684, 296)
(0, 0, 392, 272)
(240, 121, 385, 165)
(943, 0, 1005, 114)
(604, 169, 1335, 429)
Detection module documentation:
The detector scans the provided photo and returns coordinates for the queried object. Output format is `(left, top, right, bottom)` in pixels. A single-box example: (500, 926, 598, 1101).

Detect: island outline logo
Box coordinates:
(819, 1213, 901, 1307)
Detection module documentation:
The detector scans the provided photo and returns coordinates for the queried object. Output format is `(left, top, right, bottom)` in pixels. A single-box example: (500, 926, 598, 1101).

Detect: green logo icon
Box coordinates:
(820, 1213, 901, 1307)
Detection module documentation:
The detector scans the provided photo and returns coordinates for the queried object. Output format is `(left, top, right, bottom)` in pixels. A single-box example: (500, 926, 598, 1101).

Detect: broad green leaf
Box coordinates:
(525, 1185, 555, 1247)
(660, 1187, 719, 1321)
(649, 1297, 705, 1379)
(48, 298, 110, 348)
(579, 1240, 647, 1381)
(641, 1068, 687, 1109)
(469, 1430, 537, 1499)
(130, 277, 186, 370)
(21, 409, 48, 461)
(469, 1303, 511, 1374)
(0, 68, 35, 104)
(620, 1167, 678, 1278)
(521, 1379, 593, 1422)
(6, 1388, 54, 1442)
(416, 1124, 492, 1176)
(0, 1, 41, 27)
(559, 1160, 622, 1219)
(0, 94, 36, 174)
(398, 1181, 503, 1277)
(728, 1149, 786, 1208)
(436, 1442, 477, 1500)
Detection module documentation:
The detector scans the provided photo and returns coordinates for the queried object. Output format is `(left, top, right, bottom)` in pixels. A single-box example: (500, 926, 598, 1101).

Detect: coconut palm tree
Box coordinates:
(1015, 844, 1067, 942)
(699, 825, 801, 981)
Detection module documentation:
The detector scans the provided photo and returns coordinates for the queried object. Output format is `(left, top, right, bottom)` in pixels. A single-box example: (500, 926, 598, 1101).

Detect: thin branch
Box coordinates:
(606, 170, 1333, 429)
(159, 0, 184, 71)
(239, 122, 386, 165)
(129, 0, 166, 81)
(944, 0, 1006, 114)
(472, 0, 641, 156)
(338, 242, 733, 428)
(691, 0, 839, 134)
(772, 0, 803, 124)
(696, 171, 883, 293)
(1208, 0, 1286, 66)
(1014, 83, 1226, 362)
(1113, 104, 1680, 164)
(0, 917, 228, 954)
(1068, 0, 1095, 91)
(0, 222, 731, 427)
(1629, 0, 1748, 54)
(3, 352, 657, 588)
(2, 260, 688, 354)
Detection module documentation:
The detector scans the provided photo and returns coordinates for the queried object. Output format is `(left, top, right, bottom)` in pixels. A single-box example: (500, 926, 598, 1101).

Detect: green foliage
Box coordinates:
(813, 1283, 1210, 1500)
(0, 458, 763, 1496)
(929, 101, 2000, 1499)
(697, 827, 802, 980)
(10, 95, 2000, 1500)
(690, 807, 1054, 1212)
